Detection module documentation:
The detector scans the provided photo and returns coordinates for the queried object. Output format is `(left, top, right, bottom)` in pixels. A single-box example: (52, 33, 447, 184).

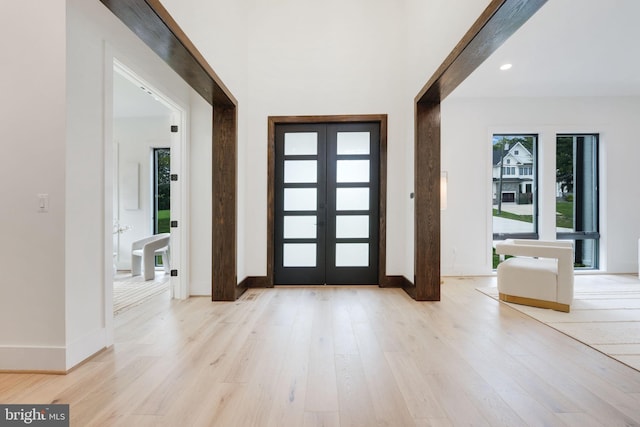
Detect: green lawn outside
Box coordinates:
(155, 210, 170, 266)
(493, 202, 574, 230)
(492, 248, 500, 269)
(555, 200, 573, 229)
(492, 209, 533, 223)
(157, 209, 170, 234)
(492, 248, 513, 269)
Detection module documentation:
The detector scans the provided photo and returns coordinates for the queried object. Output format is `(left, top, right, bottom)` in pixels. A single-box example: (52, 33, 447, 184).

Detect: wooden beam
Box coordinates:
(409, 101, 441, 301)
(100, 0, 236, 107)
(410, 0, 547, 301)
(416, 0, 547, 103)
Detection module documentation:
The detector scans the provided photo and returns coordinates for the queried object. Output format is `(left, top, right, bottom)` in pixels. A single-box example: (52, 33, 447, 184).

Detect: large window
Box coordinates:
(492, 135, 537, 268)
(492, 134, 538, 239)
(556, 134, 599, 269)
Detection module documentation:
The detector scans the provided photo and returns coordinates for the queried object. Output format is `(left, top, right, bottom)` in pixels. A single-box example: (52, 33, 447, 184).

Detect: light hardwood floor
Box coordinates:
(2, 277, 640, 426)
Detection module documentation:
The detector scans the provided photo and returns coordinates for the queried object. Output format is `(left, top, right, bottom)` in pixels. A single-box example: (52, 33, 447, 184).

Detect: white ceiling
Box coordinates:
(451, 0, 640, 98)
(113, 70, 172, 118)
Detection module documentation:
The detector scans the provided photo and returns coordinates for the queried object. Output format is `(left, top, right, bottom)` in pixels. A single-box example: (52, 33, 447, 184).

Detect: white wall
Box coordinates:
(441, 96, 640, 275)
(0, 0, 67, 370)
(189, 93, 214, 295)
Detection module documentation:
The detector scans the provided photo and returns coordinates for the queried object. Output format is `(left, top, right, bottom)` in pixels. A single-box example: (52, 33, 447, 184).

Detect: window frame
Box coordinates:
(492, 133, 539, 241)
(555, 133, 600, 269)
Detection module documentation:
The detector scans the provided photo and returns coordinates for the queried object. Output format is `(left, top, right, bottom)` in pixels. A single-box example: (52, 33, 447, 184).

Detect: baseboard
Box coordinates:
(66, 327, 108, 370)
(381, 275, 412, 288)
(0, 345, 66, 372)
(239, 276, 271, 288)
(239, 275, 410, 289)
(0, 327, 110, 373)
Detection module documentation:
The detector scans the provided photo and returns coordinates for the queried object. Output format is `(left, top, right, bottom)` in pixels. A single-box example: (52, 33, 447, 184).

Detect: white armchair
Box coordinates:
(495, 239, 574, 312)
(131, 233, 170, 281)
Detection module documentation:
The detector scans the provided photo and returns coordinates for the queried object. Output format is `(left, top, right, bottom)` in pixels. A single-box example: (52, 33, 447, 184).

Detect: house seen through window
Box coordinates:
(492, 134, 538, 267)
(492, 133, 599, 269)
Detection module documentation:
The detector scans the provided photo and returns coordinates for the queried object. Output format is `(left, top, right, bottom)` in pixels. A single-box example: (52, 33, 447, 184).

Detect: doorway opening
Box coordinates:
(111, 61, 185, 313)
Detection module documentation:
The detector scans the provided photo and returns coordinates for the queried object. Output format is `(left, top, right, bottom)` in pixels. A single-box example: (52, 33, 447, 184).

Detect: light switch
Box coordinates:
(37, 194, 49, 213)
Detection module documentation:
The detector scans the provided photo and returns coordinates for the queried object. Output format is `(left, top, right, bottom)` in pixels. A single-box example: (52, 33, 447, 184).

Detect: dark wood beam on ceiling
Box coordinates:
(416, 0, 547, 103)
(408, 0, 547, 301)
(100, 0, 236, 107)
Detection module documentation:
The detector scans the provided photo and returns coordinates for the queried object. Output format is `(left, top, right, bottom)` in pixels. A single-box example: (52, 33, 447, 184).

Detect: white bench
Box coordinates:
(131, 233, 170, 281)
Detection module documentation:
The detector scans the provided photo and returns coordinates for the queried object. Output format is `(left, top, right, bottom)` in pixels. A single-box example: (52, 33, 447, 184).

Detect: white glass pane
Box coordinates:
(337, 160, 369, 183)
(337, 132, 370, 154)
(336, 188, 369, 211)
(284, 216, 317, 238)
(285, 160, 317, 183)
(285, 132, 317, 155)
(336, 215, 369, 238)
(283, 243, 316, 267)
(284, 188, 317, 211)
(336, 243, 369, 267)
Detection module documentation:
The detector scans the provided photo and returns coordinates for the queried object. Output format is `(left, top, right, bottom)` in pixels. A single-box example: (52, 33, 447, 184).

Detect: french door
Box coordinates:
(274, 122, 379, 285)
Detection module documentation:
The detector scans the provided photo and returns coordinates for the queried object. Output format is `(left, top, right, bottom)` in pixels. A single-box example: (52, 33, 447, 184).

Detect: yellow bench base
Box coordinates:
(499, 293, 570, 313)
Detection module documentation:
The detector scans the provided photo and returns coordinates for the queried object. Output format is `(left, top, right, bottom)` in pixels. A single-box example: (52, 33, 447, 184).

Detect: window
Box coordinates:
(492, 134, 537, 267)
(556, 134, 599, 269)
(153, 148, 171, 235)
(153, 148, 170, 267)
(514, 150, 519, 155)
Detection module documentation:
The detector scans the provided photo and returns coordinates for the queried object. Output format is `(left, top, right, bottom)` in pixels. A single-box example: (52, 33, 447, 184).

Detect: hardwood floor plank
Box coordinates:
(66, 356, 160, 426)
(334, 353, 378, 426)
(332, 290, 360, 356)
(304, 290, 339, 412)
(264, 292, 313, 427)
(191, 382, 246, 427)
(303, 411, 340, 427)
(352, 321, 416, 426)
(384, 351, 448, 420)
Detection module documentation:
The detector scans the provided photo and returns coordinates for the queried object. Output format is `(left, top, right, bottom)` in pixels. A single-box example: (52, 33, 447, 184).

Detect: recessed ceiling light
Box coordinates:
(500, 63, 513, 71)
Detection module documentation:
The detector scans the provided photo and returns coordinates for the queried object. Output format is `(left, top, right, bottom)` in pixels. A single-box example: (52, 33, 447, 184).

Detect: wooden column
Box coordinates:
(406, 101, 441, 301)
(212, 106, 243, 300)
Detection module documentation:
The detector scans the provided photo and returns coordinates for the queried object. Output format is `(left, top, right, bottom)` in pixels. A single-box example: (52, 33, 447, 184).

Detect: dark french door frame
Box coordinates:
(266, 115, 391, 287)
